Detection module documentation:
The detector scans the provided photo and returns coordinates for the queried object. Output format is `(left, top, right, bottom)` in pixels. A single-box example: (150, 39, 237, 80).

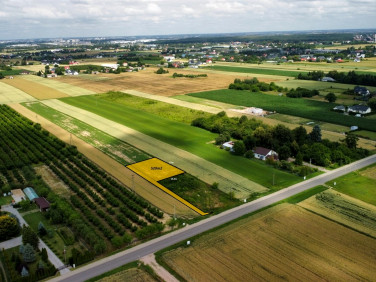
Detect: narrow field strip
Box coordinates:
(0, 81, 36, 104)
(2, 77, 69, 99)
(42, 99, 267, 198)
(21, 75, 95, 96)
(127, 158, 208, 216)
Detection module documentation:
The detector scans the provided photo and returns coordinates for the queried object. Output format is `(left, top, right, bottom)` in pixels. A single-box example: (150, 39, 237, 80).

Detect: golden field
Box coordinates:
(161, 204, 376, 281)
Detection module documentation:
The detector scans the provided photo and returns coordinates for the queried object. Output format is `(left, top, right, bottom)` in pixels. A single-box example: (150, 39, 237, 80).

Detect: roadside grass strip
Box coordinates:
(127, 158, 208, 216)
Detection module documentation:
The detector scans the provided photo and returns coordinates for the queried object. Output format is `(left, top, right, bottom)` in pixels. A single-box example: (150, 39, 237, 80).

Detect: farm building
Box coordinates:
(34, 197, 50, 212)
(23, 187, 38, 201)
(253, 147, 278, 161)
(333, 105, 346, 112)
(11, 189, 26, 203)
(321, 77, 336, 82)
(354, 86, 370, 96)
(348, 105, 371, 115)
(222, 141, 234, 152)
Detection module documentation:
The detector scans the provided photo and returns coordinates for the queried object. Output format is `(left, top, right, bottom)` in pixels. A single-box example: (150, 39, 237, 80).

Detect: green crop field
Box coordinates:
(188, 89, 376, 132)
(205, 65, 304, 77)
(60, 95, 301, 189)
(330, 164, 376, 206)
(23, 101, 150, 165)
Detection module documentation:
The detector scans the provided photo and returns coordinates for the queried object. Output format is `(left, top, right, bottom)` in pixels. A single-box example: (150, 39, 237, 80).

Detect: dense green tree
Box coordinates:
(368, 97, 376, 111)
(22, 225, 39, 249)
(123, 233, 132, 245)
(325, 92, 337, 103)
(278, 145, 291, 161)
(21, 266, 29, 277)
(294, 152, 303, 165)
(111, 236, 123, 247)
(41, 248, 48, 262)
(272, 124, 293, 146)
(23, 243, 36, 263)
(243, 135, 256, 150)
(232, 141, 246, 156)
(310, 125, 322, 142)
(38, 221, 47, 236)
(293, 126, 308, 146)
(0, 214, 20, 241)
(343, 133, 359, 149)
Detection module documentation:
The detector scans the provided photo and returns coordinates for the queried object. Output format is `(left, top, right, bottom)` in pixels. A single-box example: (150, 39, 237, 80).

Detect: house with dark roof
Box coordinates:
(253, 147, 278, 161)
(354, 86, 370, 96)
(347, 105, 371, 115)
(34, 197, 50, 212)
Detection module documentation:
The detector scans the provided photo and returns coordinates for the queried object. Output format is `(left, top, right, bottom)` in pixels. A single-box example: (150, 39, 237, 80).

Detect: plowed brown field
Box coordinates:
(59, 68, 241, 96)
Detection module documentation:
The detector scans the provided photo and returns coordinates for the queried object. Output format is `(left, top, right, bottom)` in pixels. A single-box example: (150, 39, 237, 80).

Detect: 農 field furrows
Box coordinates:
(299, 189, 376, 237)
(160, 204, 376, 281)
(41, 99, 268, 197)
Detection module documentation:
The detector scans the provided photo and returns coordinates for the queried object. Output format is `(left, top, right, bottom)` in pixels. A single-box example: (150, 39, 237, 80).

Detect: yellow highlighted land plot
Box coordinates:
(127, 158, 208, 216)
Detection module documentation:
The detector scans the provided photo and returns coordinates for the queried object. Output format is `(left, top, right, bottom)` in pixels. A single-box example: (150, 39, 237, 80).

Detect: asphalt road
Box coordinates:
(50, 154, 376, 282)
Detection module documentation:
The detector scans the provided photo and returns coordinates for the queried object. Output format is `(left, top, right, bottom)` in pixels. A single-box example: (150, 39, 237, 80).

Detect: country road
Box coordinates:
(49, 154, 376, 282)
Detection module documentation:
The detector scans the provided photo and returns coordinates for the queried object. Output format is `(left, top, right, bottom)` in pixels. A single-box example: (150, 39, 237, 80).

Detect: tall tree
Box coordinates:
(23, 243, 36, 263)
(22, 225, 39, 249)
(310, 125, 322, 142)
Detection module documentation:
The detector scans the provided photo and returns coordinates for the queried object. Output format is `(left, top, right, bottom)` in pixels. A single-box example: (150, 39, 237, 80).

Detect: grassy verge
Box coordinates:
(188, 89, 376, 132)
(86, 261, 158, 282)
(0, 196, 12, 206)
(330, 164, 376, 205)
(60, 95, 301, 189)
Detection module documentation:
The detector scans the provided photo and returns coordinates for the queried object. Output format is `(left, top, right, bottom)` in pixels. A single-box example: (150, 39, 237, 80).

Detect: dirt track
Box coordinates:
(9, 103, 196, 217)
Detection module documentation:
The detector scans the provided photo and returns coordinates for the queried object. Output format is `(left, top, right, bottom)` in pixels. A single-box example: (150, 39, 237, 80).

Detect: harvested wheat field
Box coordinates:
(21, 75, 95, 96)
(9, 103, 196, 218)
(59, 67, 243, 96)
(161, 204, 376, 281)
(299, 189, 376, 237)
(2, 76, 69, 99)
(0, 81, 36, 104)
(97, 267, 156, 282)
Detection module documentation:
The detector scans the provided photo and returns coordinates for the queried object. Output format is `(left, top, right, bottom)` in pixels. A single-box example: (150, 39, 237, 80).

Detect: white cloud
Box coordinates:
(0, 0, 375, 39)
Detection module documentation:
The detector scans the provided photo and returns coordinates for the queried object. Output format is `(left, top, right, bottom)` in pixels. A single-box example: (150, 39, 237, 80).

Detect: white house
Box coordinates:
(348, 105, 371, 115)
(222, 141, 234, 152)
(253, 147, 278, 161)
(163, 56, 175, 62)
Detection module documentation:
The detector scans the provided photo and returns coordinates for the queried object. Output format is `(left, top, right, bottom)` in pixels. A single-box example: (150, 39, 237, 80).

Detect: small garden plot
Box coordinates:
(128, 158, 207, 216)
(2, 246, 56, 282)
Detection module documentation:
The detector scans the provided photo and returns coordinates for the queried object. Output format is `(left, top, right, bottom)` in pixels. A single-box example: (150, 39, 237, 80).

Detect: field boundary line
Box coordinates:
(127, 158, 208, 216)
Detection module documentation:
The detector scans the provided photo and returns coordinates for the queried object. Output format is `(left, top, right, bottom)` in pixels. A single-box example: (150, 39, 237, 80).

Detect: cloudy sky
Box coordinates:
(0, 0, 375, 40)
